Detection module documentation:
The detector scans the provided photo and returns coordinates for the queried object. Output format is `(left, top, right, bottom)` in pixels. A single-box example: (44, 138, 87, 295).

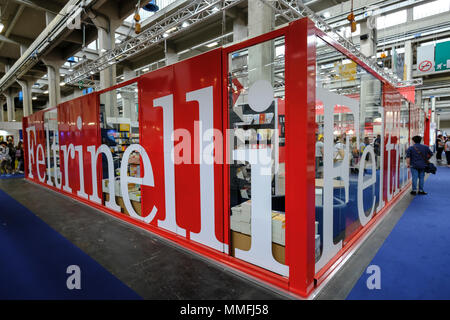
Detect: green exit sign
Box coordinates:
(435, 41, 450, 71)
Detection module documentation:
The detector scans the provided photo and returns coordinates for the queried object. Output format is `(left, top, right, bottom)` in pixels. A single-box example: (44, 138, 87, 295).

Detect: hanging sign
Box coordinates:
(417, 45, 435, 73)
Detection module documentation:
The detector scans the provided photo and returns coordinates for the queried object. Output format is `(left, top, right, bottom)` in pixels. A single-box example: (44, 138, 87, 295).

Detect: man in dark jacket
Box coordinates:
(406, 135, 433, 195)
(7, 138, 15, 172)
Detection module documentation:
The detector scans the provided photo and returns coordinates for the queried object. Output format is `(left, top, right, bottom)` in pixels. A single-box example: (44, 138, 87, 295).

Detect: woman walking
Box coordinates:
(445, 137, 450, 168)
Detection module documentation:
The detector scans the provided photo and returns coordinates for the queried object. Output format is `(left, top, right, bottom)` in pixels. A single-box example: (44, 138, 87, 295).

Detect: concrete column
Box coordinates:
(45, 61, 63, 108)
(98, 26, 117, 90)
(0, 99, 5, 122)
(431, 97, 436, 123)
(123, 67, 135, 81)
(406, 7, 414, 22)
(359, 19, 377, 57)
(248, 0, 272, 38)
(164, 41, 178, 66)
(121, 67, 137, 122)
(404, 41, 413, 81)
(92, 14, 121, 118)
(424, 98, 429, 114)
(17, 79, 35, 117)
(415, 90, 422, 106)
(233, 10, 247, 42)
(430, 97, 436, 146)
(4, 89, 16, 122)
(359, 19, 378, 129)
(391, 46, 396, 74)
(248, 0, 273, 85)
(121, 91, 135, 121)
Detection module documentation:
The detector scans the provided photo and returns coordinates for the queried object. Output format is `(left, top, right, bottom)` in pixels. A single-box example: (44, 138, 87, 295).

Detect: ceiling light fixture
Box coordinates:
(206, 41, 219, 48)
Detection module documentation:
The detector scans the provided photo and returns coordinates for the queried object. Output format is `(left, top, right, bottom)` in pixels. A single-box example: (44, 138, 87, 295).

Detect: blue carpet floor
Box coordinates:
(0, 188, 141, 300)
(347, 166, 450, 300)
(0, 173, 25, 179)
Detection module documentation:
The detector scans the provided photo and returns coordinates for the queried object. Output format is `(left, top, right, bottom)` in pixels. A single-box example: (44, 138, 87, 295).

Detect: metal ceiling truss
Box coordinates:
(259, 0, 423, 88)
(65, 0, 245, 85)
(65, 0, 422, 89)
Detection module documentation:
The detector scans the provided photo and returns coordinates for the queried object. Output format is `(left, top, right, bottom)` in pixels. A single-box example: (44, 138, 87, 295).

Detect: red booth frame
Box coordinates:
(22, 18, 424, 298)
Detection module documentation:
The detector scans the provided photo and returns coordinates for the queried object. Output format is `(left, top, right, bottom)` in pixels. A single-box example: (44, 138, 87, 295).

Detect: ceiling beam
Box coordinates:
(9, 0, 64, 13)
(0, 4, 25, 54)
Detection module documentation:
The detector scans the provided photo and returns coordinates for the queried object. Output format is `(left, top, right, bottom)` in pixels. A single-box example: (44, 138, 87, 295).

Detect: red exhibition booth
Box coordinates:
(22, 18, 426, 297)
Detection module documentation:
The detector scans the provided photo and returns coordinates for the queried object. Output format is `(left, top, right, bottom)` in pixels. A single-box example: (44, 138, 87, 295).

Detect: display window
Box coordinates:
(313, 36, 413, 275)
(98, 83, 142, 218)
(43, 109, 61, 187)
(399, 99, 410, 187)
(227, 36, 287, 276)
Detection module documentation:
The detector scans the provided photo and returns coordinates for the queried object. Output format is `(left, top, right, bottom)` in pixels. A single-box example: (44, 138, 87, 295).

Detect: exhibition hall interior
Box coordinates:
(1, 0, 450, 305)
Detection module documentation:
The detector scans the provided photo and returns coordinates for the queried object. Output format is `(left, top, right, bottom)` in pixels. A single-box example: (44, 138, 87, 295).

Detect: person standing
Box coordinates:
(0, 141, 11, 176)
(7, 137, 16, 172)
(436, 134, 445, 164)
(406, 135, 433, 195)
(15, 141, 24, 173)
(315, 136, 324, 178)
(445, 137, 450, 168)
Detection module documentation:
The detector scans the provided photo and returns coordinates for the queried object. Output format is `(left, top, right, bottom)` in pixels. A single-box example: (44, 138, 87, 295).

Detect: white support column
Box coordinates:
(404, 41, 413, 81)
(359, 19, 377, 58)
(123, 67, 135, 81)
(248, 0, 272, 38)
(248, 0, 273, 85)
(5, 90, 16, 122)
(233, 10, 247, 42)
(431, 97, 436, 146)
(94, 16, 120, 118)
(424, 98, 429, 114)
(17, 79, 35, 117)
(359, 18, 378, 129)
(98, 26, 117, 90)
(121, 91, 135, 121)
(416, 90, 422, 106)
(44, 61, 63, 108)
(43, 12, 61, 110)
(165, 43, 178, 66)
(431, 97, 436, 124)
(0, 98, 5, 122)
(121, 67, 137, 122)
